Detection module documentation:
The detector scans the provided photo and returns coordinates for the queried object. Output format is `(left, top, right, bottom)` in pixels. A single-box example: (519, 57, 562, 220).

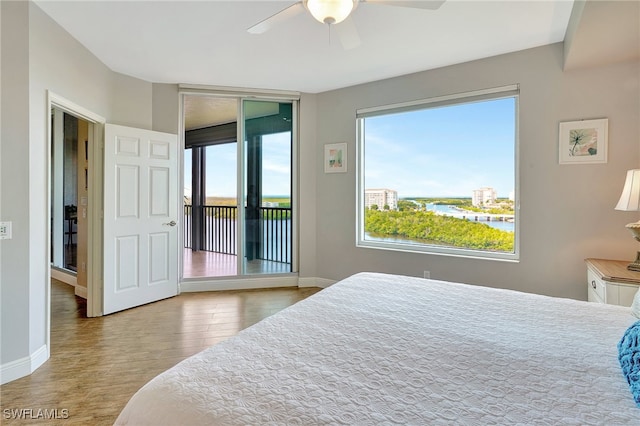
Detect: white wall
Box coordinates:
(0, 1, 155, 383)
(314, 43, 640, 300)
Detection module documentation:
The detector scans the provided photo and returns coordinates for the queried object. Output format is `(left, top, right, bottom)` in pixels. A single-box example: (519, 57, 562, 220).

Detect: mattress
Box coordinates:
(115, 272, 640, 425)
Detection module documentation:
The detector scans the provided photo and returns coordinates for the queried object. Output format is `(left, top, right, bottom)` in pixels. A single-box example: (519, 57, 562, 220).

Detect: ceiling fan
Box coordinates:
(247, 0, 446, 50)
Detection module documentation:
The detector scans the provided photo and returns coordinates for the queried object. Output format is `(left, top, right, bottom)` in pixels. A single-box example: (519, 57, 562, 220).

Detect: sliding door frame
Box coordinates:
(178, 85, 300, 290)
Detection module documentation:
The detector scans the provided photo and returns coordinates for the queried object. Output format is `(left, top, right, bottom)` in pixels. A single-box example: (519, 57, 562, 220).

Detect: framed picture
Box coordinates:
(324, 143, 347, 173)
(558, 118, 608, 164)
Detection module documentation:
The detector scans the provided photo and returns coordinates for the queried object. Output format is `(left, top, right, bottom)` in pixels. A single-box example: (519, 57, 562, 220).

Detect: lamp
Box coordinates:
(304, 0, 357, 25)
(615, 169, 640, 271)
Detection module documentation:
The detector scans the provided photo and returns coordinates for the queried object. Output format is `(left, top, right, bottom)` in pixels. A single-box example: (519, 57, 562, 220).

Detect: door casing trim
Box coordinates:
(47, 91, 105, 322)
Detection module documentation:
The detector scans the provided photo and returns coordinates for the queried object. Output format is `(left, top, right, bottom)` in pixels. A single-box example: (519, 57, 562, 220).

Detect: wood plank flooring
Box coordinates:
(0, 279, 321, 425)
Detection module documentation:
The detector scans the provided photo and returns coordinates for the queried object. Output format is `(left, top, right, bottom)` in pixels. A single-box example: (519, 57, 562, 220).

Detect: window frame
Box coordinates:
(355, 85, 520, 262)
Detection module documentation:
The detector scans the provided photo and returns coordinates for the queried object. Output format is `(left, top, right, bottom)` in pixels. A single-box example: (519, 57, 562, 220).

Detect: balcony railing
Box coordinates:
(184, 205, 291, 264)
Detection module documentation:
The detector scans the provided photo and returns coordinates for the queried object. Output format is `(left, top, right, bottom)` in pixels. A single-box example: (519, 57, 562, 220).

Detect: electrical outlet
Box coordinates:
(0, 221, 12, 239)
(423, 270, 430, 279)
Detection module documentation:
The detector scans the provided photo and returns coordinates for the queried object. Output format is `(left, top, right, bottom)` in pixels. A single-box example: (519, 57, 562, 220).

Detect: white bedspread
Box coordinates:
(116, 272, 640, 425)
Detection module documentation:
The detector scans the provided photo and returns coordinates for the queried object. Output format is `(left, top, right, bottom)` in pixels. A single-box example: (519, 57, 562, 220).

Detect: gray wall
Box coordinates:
(0, 1, 155, 376)
(1, 0, 31, 366)
(298, 93, 318, 279)
(152, 83, 179, 134)
(314, 43, 640, 300)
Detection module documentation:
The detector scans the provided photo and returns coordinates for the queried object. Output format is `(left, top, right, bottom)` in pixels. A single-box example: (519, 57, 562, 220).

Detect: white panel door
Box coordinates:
(103, 124, 178, 315)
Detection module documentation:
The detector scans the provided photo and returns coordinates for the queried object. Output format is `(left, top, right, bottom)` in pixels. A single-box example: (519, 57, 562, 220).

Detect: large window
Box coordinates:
(357, 86, 519, 260)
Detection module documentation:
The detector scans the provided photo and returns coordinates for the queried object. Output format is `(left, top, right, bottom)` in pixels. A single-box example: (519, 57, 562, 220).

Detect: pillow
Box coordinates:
(618, 320, 640, 407)
(631, 288, 640, 319)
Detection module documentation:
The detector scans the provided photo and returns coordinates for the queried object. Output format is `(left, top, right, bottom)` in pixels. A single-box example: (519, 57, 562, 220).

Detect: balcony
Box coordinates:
(183, 205, 292, 278)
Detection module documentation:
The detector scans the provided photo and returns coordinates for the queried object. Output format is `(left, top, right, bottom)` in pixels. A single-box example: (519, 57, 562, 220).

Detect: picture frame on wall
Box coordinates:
(558, 118, 608, 164)
(324, 143, 347, 173)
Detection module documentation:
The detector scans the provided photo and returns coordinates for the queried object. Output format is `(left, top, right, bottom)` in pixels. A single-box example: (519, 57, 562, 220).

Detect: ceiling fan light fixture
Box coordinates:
(305, 0, 356, 25)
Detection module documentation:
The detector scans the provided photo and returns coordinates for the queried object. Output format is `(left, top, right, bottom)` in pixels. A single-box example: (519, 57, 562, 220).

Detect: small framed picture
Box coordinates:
(558, 118, 608, 164)
(324, 143, 347, 173)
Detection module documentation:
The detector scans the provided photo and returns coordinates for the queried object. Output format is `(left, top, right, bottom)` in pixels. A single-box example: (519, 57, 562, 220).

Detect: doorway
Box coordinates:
(48, 92, 105, 319)
(50, 107, 90, 298)
(182, 94, 297, 279)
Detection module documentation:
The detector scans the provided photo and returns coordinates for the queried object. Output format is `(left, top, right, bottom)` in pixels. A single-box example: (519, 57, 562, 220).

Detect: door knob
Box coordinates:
(163, 220, 177, 227)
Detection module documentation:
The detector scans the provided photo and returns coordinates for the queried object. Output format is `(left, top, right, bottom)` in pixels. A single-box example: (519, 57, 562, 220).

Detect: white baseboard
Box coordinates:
(0, 344, 49, 385)
(50, 268, 77, 286)
(180, 275, 337, 292)
(298, 277, 336, 288)
(180, 275, 299, 293)
(75, 286, 87, 299)
(51, 268, 86, 299)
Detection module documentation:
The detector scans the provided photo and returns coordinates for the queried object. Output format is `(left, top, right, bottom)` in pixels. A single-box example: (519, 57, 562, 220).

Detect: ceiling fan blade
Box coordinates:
(247, 2, 305, 34)
(335, 16, 361, 50)
(362, 0, 446, 10)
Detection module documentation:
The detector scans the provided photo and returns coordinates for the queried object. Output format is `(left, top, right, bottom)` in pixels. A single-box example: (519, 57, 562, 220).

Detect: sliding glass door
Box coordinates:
(242, 100, 293, 275)
(183, 95, 296, 279)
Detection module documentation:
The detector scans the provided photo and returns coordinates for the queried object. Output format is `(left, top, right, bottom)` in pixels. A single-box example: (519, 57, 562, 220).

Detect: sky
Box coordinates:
(184, 96, 516, 200)
(364, 97, 516, 199)
(184, 132, 291, 198)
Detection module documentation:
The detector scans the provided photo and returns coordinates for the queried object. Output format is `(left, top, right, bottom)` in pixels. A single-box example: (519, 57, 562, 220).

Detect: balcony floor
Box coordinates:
(183, 249, 291, 278)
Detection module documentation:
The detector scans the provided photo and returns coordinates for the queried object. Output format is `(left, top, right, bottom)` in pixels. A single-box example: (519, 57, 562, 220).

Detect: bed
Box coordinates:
(115, 272, 640, 425)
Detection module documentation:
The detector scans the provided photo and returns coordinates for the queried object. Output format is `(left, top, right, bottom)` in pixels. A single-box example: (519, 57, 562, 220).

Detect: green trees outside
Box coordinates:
(397, 200, 417, 211)
(365, 209, 514, 252)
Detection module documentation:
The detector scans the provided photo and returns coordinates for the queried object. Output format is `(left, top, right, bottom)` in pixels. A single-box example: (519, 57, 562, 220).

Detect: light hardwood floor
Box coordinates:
(0, 279, 321, 425)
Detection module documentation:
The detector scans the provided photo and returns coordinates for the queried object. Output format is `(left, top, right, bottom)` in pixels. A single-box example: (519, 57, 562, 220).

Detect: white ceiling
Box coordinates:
(34, 0, 579, 94)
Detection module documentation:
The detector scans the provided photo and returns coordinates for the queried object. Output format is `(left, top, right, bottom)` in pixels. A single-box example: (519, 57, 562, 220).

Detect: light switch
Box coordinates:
(0, 222, 12, 239)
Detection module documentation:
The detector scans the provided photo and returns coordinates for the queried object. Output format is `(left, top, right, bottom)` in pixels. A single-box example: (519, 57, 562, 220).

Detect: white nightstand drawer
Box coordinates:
(585, 259, 640, 307)
(610, 283, 639, 307)
(587, 282, 604, 303)
(587, 269, 605, 302)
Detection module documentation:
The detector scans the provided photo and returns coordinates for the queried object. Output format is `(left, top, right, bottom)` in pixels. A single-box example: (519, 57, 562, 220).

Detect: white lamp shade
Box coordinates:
(305, 0, 355, 25)
(615, 169, 640, 211)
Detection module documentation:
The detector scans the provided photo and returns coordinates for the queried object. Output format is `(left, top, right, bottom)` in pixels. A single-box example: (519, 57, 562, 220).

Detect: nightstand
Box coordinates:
(585, 258, 640, 306)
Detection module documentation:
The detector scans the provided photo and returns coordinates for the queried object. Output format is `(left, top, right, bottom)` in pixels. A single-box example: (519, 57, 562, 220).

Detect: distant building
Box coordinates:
(472, 187, 497, 206)
(365, 189, 398, 210)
